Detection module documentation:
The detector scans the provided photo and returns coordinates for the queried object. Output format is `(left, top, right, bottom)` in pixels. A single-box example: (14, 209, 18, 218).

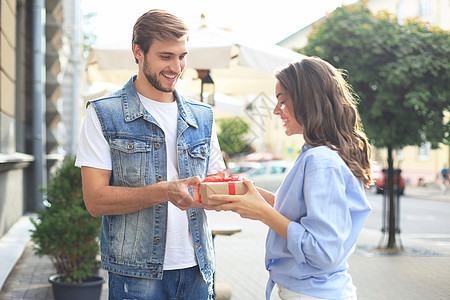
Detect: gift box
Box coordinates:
(193, 172, 247, 205)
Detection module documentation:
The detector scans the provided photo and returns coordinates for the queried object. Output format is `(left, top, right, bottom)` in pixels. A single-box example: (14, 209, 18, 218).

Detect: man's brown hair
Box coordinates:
(132, 9, 189, 63)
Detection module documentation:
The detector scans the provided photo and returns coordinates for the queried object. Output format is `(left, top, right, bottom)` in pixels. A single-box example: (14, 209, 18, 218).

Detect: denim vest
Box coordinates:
(90, 76, 215, 289)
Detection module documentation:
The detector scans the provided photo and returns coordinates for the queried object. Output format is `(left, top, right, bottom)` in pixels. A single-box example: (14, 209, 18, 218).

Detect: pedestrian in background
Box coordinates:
(440, 165, 449, 192)
(208, 57, 372, 300)
(75, 9, 224, 299)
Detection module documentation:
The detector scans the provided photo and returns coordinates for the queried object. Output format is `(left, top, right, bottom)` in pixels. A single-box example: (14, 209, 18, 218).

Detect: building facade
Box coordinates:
(0, 0, 82, 238)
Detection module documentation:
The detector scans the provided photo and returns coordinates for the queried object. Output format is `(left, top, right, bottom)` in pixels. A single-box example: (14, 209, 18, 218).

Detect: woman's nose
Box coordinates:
(273, 104, 280, 116)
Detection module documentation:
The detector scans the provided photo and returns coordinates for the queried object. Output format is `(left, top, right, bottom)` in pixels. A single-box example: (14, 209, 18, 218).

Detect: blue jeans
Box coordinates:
(108, 266, 212, 299)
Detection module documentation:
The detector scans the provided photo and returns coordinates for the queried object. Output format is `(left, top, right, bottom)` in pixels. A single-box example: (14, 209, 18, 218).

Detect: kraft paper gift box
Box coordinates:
(193, 181, 247, 205)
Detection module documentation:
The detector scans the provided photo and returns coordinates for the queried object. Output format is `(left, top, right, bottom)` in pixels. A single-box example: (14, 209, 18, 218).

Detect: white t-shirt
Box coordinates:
(75, 93, 225, 270)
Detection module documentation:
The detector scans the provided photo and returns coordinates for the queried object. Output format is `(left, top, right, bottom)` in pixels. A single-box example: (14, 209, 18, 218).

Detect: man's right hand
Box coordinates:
(82, 166, 205, 216)
(167, 176, 202, 210)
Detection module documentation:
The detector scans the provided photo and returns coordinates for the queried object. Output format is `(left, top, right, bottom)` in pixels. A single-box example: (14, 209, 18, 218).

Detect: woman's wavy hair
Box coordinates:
(275, 57, 373, 187)
(132, 9, 189, 63)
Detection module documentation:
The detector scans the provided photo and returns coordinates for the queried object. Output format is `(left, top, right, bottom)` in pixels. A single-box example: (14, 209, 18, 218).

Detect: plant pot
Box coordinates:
(49, 274, 105, 300)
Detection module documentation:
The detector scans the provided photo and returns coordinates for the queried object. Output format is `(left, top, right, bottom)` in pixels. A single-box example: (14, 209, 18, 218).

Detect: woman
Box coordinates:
(207, 57, 372, 300)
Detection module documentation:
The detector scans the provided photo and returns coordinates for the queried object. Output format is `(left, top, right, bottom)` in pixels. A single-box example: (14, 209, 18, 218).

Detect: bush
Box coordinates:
(30, 157, 101, 283)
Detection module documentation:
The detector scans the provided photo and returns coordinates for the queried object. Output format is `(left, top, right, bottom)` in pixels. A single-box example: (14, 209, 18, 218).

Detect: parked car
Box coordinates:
(229, 161, 261, 175)
(244, 160, 293, 192)
(373, 167, 405, 195)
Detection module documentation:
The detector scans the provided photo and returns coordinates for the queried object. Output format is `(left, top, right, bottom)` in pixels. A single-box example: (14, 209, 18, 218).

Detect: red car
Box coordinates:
(373, 167, 405, 195)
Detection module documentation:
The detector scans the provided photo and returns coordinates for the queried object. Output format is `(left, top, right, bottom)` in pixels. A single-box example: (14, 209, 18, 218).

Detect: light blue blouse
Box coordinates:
(265, 144, 371, 299)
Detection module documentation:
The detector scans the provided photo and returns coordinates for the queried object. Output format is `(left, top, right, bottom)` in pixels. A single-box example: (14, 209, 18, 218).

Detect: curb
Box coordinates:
(0, 214, 35, 290)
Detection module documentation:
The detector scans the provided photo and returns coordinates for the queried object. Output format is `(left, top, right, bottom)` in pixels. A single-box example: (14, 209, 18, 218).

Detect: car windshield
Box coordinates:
(271, 166, 286, 174)
(251, 167, 267, 175)
(230, 166, 254, 173)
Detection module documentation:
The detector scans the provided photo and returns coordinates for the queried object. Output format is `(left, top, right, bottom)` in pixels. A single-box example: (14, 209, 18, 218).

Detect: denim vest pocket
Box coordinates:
(110, 138, 151, 187)
(187, 139, 211, 175)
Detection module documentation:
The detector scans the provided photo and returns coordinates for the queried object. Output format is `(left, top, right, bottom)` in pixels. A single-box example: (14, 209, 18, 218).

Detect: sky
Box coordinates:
(81, 0, 358, 47)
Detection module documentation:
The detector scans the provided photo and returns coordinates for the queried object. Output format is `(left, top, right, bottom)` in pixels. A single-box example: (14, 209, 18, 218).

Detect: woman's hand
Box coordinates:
(205, 178, 273, 221)
(207, 178, 290, 239)
(255, 186, 276, 207)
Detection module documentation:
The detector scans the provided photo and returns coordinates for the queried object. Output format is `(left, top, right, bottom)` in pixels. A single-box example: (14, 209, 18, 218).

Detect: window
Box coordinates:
(251, 167, 267, 175)
(419, 0, 432, 16)
(397, 1, 405, 24)
(270, 166, 286, 174)
(396, 149, 404, 161)
(418, 142, 430, 160)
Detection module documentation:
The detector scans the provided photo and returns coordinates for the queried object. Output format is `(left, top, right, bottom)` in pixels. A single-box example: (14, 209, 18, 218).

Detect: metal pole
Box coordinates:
(32, 0, 47, 210)
(70, 0, 81, 156)
(15, 2, 23, 147)
(378, 190, 387, 247)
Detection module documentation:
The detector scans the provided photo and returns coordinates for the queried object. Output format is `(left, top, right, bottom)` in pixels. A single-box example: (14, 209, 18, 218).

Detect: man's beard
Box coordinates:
(143, 56, 176, 93)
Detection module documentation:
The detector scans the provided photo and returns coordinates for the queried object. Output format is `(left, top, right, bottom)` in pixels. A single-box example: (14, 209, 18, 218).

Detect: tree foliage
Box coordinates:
(217, 118, 253, 157)
(82, 12, 98, 59)
(302, 3, 450, 150)
(30, 157, 101, 283)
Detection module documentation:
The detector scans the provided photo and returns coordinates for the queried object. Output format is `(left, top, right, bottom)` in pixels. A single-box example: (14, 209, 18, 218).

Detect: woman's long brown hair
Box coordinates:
(275, 57, 373, 187)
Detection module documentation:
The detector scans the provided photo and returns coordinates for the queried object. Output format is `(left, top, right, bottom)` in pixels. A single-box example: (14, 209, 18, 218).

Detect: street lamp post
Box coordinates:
(197, 69, 215, 106)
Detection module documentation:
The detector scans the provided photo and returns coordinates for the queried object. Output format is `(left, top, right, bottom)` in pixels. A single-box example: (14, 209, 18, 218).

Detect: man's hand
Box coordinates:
(205, 178, 273, 220)
(167, 176, 202, 210)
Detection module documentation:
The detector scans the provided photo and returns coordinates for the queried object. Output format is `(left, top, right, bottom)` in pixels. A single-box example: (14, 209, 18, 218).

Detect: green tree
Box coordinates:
(217, 118, 253, 157)
(82, 12, 98, 59)
(302, 3, 450, 249)
(30, 157, 102, 282)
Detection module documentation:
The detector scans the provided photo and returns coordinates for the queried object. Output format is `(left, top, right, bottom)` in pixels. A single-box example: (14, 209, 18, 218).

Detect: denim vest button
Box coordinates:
(155, 143, 160, 149)
(156, 175, 163, 181)
(156, 204, 163, 211)
(154, 237, 161, 243)
(127, 141, 133, 150)
(151, 270, 157, 275)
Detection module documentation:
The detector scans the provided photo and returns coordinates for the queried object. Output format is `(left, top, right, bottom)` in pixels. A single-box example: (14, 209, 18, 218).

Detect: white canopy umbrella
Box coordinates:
(87, 15, 306, 96)
(186, 15, 305, 72)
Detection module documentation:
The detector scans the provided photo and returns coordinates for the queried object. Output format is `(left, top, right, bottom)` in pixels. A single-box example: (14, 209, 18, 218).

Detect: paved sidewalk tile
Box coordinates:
(0, 242, 108, 300)
(0, 242, 54, 300)
(210, 211, 450, 300)
(350, 255, 450, 299)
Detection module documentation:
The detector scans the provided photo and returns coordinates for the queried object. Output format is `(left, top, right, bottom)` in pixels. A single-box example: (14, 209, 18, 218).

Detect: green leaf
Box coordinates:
(30, 157, 101, 283)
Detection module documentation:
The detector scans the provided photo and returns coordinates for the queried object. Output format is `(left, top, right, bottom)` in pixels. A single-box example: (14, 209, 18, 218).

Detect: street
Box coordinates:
(365, 191, 450, 247)
(208, 187, 450, 299)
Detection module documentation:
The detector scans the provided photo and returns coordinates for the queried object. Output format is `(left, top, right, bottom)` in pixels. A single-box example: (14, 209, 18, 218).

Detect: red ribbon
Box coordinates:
(197, 171, 240, 203)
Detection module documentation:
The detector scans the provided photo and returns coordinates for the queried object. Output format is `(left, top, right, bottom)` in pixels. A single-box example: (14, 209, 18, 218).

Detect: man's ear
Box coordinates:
(132, 44, 143, 63)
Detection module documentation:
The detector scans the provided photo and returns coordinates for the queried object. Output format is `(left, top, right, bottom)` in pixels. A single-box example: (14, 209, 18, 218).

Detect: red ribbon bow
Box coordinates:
(202, 171, 240, 183)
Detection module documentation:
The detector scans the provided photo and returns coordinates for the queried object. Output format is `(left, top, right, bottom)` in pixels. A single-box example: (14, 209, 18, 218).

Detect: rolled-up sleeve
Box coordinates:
(286, 166, 352, 270)
(286, 221, 307, 264)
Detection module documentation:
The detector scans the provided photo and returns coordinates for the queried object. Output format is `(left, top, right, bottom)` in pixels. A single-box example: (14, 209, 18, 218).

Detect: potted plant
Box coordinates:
(30, 157, 104, 300)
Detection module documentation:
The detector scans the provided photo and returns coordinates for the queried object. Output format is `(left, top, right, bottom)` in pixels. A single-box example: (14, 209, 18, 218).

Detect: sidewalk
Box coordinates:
(0, 215, 109, 300)
(403, 183, 450, 202)
(1, 186, 449, 299)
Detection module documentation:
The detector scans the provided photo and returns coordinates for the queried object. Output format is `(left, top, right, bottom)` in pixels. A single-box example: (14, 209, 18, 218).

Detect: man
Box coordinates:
(75, 9, 225, 299)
